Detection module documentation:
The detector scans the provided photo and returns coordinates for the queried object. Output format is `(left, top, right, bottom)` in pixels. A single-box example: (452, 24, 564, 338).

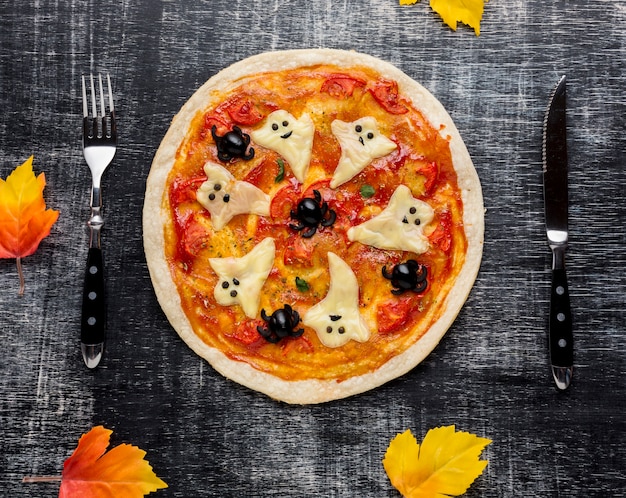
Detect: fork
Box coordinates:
(80, 74, 117, 368)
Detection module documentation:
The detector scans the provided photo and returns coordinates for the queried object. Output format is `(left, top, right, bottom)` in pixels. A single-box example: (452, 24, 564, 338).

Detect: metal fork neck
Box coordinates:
(88, 185, 104, 249)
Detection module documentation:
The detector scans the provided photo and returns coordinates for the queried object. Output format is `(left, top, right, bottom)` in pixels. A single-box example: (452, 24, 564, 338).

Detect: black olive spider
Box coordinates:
(382, 260, 428, 295)
(211, 125, 254, 162)
(289, 190, 337, 238)
(257, 304, 304, 344)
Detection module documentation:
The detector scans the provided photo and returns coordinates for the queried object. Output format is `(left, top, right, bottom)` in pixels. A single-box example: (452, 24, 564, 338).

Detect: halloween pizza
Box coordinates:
(143, 49, 484, 404)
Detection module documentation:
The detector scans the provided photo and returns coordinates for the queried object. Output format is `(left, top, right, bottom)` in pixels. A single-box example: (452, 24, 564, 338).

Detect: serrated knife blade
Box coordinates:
(542, 75, 573, 390)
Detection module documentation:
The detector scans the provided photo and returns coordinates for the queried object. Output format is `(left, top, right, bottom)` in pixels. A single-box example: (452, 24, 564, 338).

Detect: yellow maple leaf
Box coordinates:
(383, 426, 491, 497)
(430, 0, 487, 35)
(399, 0, 488, 36)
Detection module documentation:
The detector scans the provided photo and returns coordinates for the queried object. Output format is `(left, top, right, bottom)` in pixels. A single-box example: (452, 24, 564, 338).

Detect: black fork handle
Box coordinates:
(80, 247, 106, 353)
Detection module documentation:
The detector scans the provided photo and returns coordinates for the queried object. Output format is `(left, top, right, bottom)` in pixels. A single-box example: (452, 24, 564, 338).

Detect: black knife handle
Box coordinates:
(549, 267, 573, 367)
(81, 247, 106, 345)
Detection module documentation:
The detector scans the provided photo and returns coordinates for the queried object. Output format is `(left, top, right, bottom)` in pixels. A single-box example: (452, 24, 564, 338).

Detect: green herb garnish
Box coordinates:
(295, 276, 309, 292)
(360, 184, 376, 198)
(275, 158, 285, 183)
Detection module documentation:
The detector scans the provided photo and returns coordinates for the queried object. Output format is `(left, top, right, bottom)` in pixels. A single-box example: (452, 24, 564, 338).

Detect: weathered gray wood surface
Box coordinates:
(1, 1, 624, 496)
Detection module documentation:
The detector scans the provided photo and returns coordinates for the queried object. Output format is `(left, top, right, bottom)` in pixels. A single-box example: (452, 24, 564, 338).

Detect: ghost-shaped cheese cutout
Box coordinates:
(303, 252, 370, 348)
(208, 237, 276, 319)
(196, 161, 270, 231)
(347, 185, 434, 254)
(250, 110, 315, 183)
(330, 116, 397, 188)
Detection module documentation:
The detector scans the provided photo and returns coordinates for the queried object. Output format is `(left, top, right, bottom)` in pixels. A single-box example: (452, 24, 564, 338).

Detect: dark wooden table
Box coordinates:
(1, 1, 624, 496)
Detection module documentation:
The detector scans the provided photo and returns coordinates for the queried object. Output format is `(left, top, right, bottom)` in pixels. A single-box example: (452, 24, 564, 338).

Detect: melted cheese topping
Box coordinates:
(208, 237, 276, 318)
(250, 110, 315, 183)
(197, 162, 270, 230)
(330, 117, 397, 188)
(347, 185, 434, 254)
(303, 252, 370, 347)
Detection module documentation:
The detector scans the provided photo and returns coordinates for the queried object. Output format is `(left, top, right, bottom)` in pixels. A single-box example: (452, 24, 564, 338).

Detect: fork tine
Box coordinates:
(81, 75, 88, 118)
(87, 74, 98, 137)
(97, 74, 108, 137)
(98, 74, 106, 118)
(106, 74, 116, 138)
(106, 74, 114, 114)
(89, 74, 97, 119)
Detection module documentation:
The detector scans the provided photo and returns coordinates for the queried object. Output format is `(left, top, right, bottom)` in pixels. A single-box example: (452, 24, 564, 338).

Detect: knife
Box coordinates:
(542, 75, 573, 390)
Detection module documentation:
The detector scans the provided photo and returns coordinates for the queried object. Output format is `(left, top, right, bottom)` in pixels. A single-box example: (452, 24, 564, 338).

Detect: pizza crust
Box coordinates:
(144, 49, 484, 404)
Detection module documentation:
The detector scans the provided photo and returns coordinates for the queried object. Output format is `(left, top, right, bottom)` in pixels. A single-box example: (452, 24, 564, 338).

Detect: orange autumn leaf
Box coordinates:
(383, 426, 491, 497)
(59, 426, 168, 498)
(399, 0, 488, 36)
(0, 156, 59, 294)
